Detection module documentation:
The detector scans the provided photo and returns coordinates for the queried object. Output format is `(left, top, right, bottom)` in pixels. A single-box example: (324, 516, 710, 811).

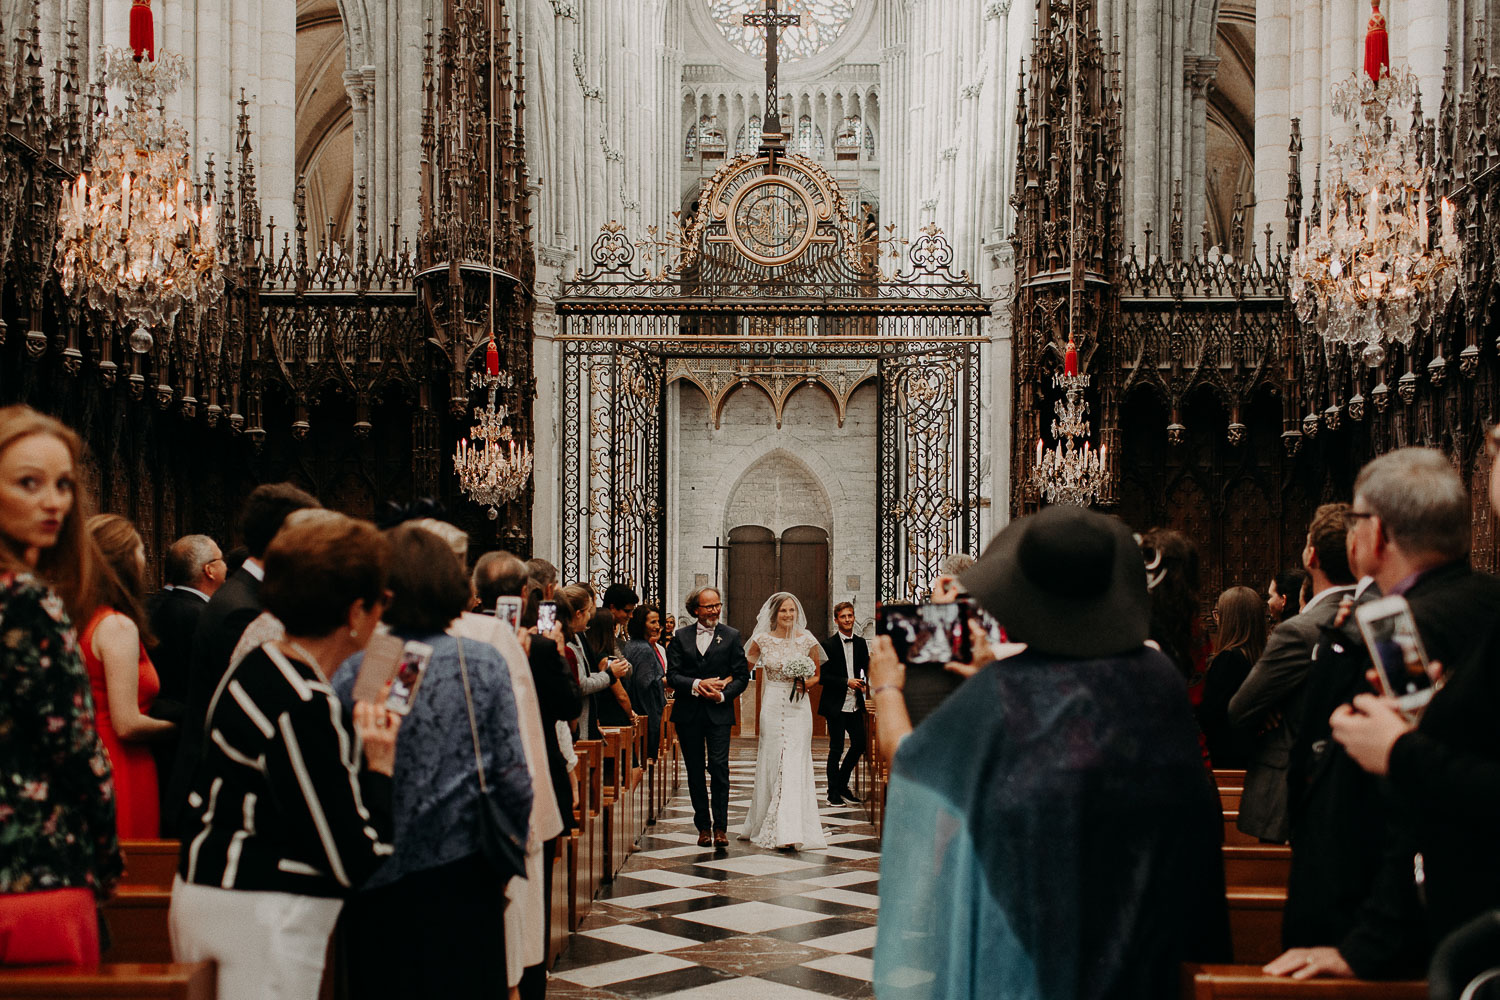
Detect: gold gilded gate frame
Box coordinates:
(556, 151, 989, 603)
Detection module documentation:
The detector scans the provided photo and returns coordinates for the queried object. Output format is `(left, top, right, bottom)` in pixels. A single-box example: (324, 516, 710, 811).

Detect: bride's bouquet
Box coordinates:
(784, 655, 815, 702)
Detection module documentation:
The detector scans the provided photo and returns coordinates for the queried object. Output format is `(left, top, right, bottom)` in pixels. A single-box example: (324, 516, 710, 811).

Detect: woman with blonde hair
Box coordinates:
(78, 513, 175, 836)
(1197, 585, 1267, 770)
(0, 406, 121, 964)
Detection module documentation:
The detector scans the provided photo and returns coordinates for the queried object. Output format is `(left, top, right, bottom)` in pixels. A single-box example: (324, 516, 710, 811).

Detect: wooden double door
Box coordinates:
(727, 524, 831, 737)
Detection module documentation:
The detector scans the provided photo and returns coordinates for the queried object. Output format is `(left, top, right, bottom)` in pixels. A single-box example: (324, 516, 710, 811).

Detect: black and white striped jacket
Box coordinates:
(177, 643, 392, 897)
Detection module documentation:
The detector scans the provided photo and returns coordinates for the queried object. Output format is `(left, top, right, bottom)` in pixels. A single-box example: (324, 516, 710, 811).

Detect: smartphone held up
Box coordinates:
(876, 599, 990, 726)
(1354, 595, 1436, 717)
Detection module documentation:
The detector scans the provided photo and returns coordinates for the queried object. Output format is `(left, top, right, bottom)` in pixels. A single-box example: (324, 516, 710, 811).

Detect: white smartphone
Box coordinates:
(496, 596, 523, 630)
(385, 640, 435, 715)
(1354, 595, 1436, 717)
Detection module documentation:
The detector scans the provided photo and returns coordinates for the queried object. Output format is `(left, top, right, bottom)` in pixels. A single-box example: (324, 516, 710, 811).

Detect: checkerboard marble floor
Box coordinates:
(546, 738, 880, 999)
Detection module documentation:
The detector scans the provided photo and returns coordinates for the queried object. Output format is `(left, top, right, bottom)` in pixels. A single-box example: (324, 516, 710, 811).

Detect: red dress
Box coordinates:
(80, 608, 161, 838)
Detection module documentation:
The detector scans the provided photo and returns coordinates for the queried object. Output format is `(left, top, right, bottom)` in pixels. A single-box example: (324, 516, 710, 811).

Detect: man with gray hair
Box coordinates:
(146, 533, 226, 819)
(1267, 447, 1500, 981)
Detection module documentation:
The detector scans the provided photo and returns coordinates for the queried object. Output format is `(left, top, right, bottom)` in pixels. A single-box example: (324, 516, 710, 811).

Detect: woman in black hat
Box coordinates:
(870, 505, 1230, 1000)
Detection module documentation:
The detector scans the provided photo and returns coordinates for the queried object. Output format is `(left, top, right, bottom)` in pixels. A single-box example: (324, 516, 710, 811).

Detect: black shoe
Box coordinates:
(827, 791, 845, 806)
(839, 788, 864, 803)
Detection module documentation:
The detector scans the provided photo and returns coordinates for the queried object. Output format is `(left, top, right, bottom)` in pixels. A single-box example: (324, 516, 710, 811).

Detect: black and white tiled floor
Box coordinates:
(547, 738, 880, 999)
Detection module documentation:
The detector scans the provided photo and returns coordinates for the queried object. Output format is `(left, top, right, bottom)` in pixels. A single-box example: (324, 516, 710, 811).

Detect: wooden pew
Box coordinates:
(570, 738, 603, 931)
(0, 962, 215, 998)
(1215, 770, 1245, 814)
(1223, 811, 1257, 846)
(101, 840, 183, 964)
(1182, 964, 1426, 999)
(1227, 887, 1287, 965)
(1224, 845, 1290, 888)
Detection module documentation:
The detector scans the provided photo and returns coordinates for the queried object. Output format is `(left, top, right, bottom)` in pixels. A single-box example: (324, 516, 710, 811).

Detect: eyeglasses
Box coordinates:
(697, 603, 722, 611)
(1342, 510, 1376, 530)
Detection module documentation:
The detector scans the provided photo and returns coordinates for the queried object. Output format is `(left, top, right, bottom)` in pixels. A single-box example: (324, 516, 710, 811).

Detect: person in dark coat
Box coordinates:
(163, 483, 319, 835)
(818, 600, 869, 805)
(871, 505, 1230, 1000)
(1267, 447, 1500, 981)
(1197, 585, 1265, 771)
(621, 604, 667, 761)
(1227, 503, 1355, 840)
(145, 534, 225, 818)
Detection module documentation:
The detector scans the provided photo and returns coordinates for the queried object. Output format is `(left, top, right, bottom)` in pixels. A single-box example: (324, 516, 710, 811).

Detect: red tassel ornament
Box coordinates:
(485, 338, 499, 377)
(1064, 339, 1079, 377)
(130, 0, 155, 62)
(1364, 0, 1389, 83)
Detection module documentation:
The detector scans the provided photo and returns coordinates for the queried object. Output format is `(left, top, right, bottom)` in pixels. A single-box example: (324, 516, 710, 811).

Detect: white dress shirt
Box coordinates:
(838, 632, 858, 713)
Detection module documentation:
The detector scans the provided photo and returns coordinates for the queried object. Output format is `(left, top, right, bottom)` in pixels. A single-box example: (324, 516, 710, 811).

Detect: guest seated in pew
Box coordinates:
(870, 505, 1230, 1000)
(170, 514, 399, 1000)
(1266, 447, 1500, 981)
(332, 525, 532, 1000)
(0, 406, 123, 966)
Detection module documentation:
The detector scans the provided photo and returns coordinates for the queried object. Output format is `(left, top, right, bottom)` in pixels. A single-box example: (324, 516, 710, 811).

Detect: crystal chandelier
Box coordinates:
(1289, 60, 1460, 368)
(1030, 0, 1106, 509)
(454, 340, 534, 520)
(55, 4, 223, 356)
(1032, 341, 1108, 507)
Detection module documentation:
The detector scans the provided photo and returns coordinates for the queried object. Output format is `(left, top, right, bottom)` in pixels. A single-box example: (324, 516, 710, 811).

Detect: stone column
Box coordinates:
(1185, 54, 1217, 250)
(1254, 0, 1291, 248)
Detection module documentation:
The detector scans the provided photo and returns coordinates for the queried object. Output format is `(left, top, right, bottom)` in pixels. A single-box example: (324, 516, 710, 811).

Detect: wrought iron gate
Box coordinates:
(556, 153, 988, 602)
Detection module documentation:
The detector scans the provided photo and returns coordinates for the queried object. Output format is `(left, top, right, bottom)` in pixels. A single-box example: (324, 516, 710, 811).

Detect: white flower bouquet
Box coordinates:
(784, 655, 815, 701)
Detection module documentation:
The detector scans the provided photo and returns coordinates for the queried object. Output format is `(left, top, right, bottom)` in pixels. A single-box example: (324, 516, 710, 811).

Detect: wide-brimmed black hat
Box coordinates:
(959, 505, 1150, 658)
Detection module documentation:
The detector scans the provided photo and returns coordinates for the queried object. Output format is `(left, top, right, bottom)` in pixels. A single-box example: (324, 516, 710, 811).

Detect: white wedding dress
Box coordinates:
(739, 631, 829, 850)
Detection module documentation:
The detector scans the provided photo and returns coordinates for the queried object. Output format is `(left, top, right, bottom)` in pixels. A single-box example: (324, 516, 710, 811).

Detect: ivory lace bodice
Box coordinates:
(752, 631, 819, 684)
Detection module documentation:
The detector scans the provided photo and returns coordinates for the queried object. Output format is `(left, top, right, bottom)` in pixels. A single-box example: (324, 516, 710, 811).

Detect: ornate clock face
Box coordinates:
(728, 177, 816, 266)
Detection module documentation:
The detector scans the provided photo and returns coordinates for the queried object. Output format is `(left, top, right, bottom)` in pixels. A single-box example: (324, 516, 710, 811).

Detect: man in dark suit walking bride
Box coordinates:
(666, 586, 749, 847)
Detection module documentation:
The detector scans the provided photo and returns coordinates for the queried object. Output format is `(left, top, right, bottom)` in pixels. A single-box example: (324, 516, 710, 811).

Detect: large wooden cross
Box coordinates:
(743, 0, 799, 152)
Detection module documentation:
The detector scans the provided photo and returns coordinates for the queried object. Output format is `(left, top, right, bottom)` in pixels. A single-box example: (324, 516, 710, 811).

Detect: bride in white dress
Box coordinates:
(739, 592, 829, 851)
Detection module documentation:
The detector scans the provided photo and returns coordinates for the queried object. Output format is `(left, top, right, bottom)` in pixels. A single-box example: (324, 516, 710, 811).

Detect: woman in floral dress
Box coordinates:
(0, 406, 122, 965)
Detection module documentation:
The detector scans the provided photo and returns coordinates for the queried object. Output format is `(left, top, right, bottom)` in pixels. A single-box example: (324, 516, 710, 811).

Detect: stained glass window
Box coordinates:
(736, 116, 763, 154)
(789, 115, 825, 158)
(710, 0, 859, 62)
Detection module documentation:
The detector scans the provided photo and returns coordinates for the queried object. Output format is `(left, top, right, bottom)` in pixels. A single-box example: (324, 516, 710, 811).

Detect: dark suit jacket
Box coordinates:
(665, 623, 748, 729)
(164, 567, 262, 835)
(1334, 562, 1500, 977)
(1228, 586, 1353, 841)
(147, 587, 210, 714)
(622, 639, 667, 721)
(528, 635, 582, 830)
(817, 632, 869, 717)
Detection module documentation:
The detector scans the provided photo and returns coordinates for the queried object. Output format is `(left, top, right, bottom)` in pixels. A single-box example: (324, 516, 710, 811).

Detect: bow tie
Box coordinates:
(841, 636, 854, 643)
(697, 625, 715, 634)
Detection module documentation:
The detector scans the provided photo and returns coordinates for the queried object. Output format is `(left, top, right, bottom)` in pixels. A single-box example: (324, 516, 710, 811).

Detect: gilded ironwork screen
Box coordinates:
(556, 153, 988, 601)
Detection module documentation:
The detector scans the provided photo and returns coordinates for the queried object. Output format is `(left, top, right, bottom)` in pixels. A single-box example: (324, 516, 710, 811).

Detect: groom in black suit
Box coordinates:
(666, 586, 749, 847)
(818, 601, 869, 805)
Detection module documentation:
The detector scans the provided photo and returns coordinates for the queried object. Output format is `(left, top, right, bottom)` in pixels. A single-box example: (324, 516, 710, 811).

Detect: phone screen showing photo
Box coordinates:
(1356, 596, 1435, 715)
(385, 641, 434, 715)
(496, 596, 523, 630)
(536, 601, 558, 633)
(877, 603, 971, 665)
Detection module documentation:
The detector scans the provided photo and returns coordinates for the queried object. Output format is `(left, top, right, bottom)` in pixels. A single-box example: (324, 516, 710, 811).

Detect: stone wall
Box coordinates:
(669, 381, 879, 634)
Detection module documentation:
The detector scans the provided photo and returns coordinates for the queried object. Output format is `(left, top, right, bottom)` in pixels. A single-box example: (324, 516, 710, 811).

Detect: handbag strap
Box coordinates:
(455, 638, 490, 794)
